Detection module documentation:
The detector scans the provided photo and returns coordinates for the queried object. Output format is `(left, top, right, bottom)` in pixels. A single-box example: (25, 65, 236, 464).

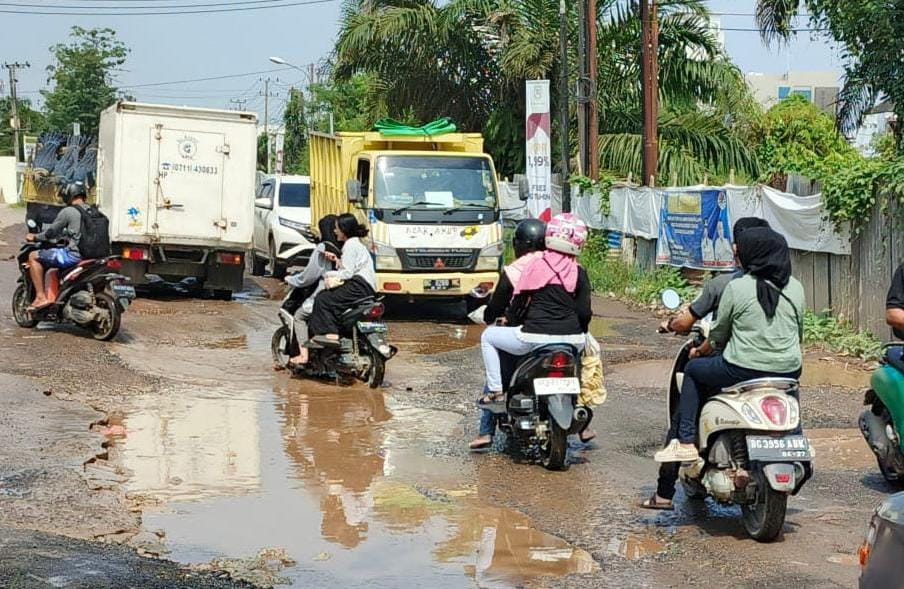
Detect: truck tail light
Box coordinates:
(217, 252, 243, 265)
(122, 247, 148, 261)
(384, 282, 402, 292)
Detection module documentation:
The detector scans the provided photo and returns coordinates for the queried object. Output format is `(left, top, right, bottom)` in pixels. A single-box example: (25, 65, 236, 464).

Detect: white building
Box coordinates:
(745, 71, 840, 116)
(854, 99, 896, 157)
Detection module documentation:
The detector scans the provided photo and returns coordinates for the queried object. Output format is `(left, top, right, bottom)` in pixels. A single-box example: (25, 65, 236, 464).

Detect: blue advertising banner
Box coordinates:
(656, 189, 735, 270)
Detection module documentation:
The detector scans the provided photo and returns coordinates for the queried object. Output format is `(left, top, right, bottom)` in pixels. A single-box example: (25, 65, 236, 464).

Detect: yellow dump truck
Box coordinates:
(310, 131, 516, 308)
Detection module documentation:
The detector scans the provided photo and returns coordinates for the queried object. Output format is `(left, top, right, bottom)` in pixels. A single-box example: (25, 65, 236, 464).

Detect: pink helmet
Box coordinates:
(545, 213, 587, 256)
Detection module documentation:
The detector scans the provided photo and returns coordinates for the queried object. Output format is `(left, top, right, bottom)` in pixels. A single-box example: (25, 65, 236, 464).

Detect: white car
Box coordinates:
(250, 175, 315, 278)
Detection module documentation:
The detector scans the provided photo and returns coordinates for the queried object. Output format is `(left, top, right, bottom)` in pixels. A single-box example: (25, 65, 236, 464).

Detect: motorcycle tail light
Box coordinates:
(106, 258, 122, 271)
(366, 303, 385, 319)
(761, 396, 788, 425)
(542, 351, 574, 379)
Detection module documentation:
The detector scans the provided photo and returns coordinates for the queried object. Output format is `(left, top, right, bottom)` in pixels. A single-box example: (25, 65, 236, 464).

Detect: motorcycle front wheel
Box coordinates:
(541, 420, 569, 471)
(741, 474, 788, 542)
(271, 326, 291, 369)
(12, 284, 37, 328)
(91, 293, 121, 341)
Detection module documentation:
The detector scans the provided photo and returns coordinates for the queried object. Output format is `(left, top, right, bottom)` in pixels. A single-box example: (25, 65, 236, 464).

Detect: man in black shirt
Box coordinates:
(887, 262, 904, 340)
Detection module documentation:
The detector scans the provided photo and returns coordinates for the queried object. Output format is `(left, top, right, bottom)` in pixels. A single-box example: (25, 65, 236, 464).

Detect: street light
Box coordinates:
(266, 56, 333, 135)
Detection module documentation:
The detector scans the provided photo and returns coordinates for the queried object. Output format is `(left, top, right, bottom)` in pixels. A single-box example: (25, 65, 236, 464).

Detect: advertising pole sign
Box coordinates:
(656, 188, 735, 270)
(525, 80, 552, 221)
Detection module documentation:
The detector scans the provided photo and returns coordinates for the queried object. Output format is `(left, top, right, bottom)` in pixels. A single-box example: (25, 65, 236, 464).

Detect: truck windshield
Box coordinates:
(279, 183, 310, 208)
(373, 156, 497, 210)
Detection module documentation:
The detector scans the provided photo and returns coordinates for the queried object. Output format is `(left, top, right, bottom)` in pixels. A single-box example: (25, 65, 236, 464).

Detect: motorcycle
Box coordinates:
(12, 221, 135, 341)
(490, 345, 590, 471)
(271, 282, 397, 388)
(660, 288, 812, 542)
(859, 343, 904, 484)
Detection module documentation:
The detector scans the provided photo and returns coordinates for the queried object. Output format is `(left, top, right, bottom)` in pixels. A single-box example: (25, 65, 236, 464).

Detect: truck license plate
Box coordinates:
(424, 278, 460, 291)
(746, 435, 811, 461)
(534, 377, 580, 396)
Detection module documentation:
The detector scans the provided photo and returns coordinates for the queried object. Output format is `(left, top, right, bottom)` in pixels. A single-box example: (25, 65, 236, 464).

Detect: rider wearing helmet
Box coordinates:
(25, 182, 88, 310)
(511, 218, 546, 259)
(470, 214, 593, 450)
(482, 219, 547, 326)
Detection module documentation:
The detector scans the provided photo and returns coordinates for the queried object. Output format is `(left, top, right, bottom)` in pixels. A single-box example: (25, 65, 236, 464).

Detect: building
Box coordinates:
(853, 99, 896, 156)
(745, 71, 840, 116)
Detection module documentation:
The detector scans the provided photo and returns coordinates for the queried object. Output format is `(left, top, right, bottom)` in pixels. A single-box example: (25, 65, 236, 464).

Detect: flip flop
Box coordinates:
(640, 494, 674, 511)
(579, 430, 597, 443)
(26, 301, 52, 313)
(469, 437, 493, 451)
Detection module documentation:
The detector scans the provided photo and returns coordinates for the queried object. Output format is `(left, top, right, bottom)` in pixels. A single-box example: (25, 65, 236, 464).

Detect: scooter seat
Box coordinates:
(721, 377, 798, 394)
(62, 260, 95, 279)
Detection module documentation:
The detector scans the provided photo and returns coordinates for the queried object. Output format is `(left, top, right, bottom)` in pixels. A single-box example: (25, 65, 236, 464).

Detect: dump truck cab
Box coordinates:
(310, 132, 505, 306)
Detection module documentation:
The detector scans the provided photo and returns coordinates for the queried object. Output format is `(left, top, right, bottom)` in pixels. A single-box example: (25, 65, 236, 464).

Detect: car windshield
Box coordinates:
(279, 182, 310, 208)
(373, 156, 497, 210)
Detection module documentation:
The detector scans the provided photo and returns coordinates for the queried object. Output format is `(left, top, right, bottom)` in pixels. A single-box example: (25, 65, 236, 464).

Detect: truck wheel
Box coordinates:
(268, 239, 286, 279)
(250, 253, 266, 276)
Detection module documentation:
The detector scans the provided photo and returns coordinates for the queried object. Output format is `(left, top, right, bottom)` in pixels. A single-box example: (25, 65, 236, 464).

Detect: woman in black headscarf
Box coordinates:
(655, 227, 806, 462)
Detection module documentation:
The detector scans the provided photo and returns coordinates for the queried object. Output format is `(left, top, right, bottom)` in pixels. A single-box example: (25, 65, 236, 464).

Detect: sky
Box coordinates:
(0, 0, 845, 128)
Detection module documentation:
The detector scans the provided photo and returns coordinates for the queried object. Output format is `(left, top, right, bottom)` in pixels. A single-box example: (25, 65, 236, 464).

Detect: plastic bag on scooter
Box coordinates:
(579, 333, 607, 407)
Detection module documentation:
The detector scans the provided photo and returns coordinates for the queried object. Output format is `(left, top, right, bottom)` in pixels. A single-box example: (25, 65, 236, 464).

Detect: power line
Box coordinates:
(0, 0, 337, 15)
(0, 0, 300, 9)
(120, 67, 290, 89)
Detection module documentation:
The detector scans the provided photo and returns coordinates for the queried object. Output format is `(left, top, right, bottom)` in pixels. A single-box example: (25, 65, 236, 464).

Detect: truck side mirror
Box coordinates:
(518, 178, 530, 201)
(346, 179, 363, 204)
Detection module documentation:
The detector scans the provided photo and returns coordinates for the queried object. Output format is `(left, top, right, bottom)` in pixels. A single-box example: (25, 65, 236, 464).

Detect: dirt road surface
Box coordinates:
(0, 209, 888, 588)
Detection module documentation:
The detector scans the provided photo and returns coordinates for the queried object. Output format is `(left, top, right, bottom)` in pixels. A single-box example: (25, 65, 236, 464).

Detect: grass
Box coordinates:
(803, 310, 883, 361)
(579, 230, 697, 307)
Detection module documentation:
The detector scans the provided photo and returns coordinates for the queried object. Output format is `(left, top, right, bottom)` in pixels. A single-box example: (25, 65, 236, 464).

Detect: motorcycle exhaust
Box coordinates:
(573, 407, 590, 423)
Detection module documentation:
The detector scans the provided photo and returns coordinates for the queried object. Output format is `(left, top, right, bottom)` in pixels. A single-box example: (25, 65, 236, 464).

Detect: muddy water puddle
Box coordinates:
(116, 378, 597, 587)
(390, 322, 483, 355)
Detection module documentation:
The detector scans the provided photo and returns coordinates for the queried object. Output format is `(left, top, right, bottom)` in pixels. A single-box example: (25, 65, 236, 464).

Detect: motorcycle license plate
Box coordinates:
(746, 435, 811, 461)
(533, 377, 580, 396)
(112, 284, 136, 299)
(424, 279, 460, 291)
(356, 321, 387, 333)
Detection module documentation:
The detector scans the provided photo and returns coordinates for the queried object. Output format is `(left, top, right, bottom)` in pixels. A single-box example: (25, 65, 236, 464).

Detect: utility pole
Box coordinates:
(587, 0, 598, 180)
(575, 0, 598, 180)
(3, 61, 30, 163)
(558, 0, 571, 213)
(576, 0, 588, 177)
(228, 98, 247, 111)
(260, 78, 279, 174)
(640, 0, 659, 186)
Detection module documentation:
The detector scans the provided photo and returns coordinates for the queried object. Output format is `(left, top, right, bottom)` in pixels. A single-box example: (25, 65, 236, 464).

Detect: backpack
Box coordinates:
(76, 205, 111, 259)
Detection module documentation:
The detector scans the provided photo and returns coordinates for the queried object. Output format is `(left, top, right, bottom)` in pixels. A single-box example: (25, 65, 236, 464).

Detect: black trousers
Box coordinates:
(307, 277, 375, 336)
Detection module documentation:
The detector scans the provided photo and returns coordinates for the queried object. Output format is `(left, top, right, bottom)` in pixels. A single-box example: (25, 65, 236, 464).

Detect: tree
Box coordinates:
(756, 1, 904, 145)
(0, 98, 45, 158)
(42, 27, 129, 135)
(334, 0, 760, 183)
(283, 88, 309, 174)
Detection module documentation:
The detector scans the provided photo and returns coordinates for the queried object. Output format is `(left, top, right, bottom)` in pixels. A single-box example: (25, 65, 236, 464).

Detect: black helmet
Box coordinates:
(61, 181, 87, 205)
(512, 218, 546, 258)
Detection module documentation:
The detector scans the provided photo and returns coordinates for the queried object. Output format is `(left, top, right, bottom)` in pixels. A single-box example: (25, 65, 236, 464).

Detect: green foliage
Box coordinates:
(0, 98, 45, 158)
(751, 95, 854, 180)
(579, 230, 696, 306)
(803, 310, 883, 361)
(334, 0, 759, 179)
(756, 1, 904, 143)
(42, 27, 129, 134)
(282, 88, 308, 175)
(570, 172, 615, 216)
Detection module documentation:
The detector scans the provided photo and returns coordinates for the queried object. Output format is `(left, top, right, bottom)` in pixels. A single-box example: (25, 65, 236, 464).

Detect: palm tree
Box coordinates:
(334, 0, 760, 183)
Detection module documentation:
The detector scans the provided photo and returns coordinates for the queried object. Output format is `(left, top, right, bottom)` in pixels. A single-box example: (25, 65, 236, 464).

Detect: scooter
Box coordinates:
(661, 288, 812, 542)
(859, 344, 904, 484)
(12, 221, 135, 341)
(271, 283, 397, 388)
(490, 346, 590, 471)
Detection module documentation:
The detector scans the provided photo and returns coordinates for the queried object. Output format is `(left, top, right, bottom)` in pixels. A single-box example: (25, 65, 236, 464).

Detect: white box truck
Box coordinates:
(97, 102, 258, 297)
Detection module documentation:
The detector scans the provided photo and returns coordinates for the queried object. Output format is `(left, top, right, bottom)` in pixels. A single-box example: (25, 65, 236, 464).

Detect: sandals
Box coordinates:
(469, 436, 493, 451)
(640, 494, 674, 511)
(477, 392, 505, 406)
(579, 429, 597, 443)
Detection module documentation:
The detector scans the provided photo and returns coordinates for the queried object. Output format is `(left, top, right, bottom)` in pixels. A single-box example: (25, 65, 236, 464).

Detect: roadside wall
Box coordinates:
(0, 157, 17, 204)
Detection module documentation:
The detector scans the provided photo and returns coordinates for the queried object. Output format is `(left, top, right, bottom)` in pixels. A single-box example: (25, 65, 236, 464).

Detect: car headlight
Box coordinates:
(476, 241, 504, 271)
(279, 217, 309, 232)
(370, 240, 402, 270)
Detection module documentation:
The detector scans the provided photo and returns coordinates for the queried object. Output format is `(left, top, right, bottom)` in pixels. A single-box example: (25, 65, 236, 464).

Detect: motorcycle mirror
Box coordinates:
(26, 219, 37, 230)
(661, 288, 681, 310)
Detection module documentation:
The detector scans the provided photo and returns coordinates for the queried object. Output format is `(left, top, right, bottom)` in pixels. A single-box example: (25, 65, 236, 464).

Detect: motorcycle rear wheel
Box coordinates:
(271, 326, 290, 369)
(91, 293, 121, 341)
(366, 354, 385, 389)
(541, 421, 569, 471)
(12, 284, 37, 328)
(741, 475, 787, 542)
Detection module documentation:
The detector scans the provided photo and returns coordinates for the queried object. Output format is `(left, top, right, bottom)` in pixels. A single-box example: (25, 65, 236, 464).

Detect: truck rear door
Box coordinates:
(150, 127, 227, 240)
